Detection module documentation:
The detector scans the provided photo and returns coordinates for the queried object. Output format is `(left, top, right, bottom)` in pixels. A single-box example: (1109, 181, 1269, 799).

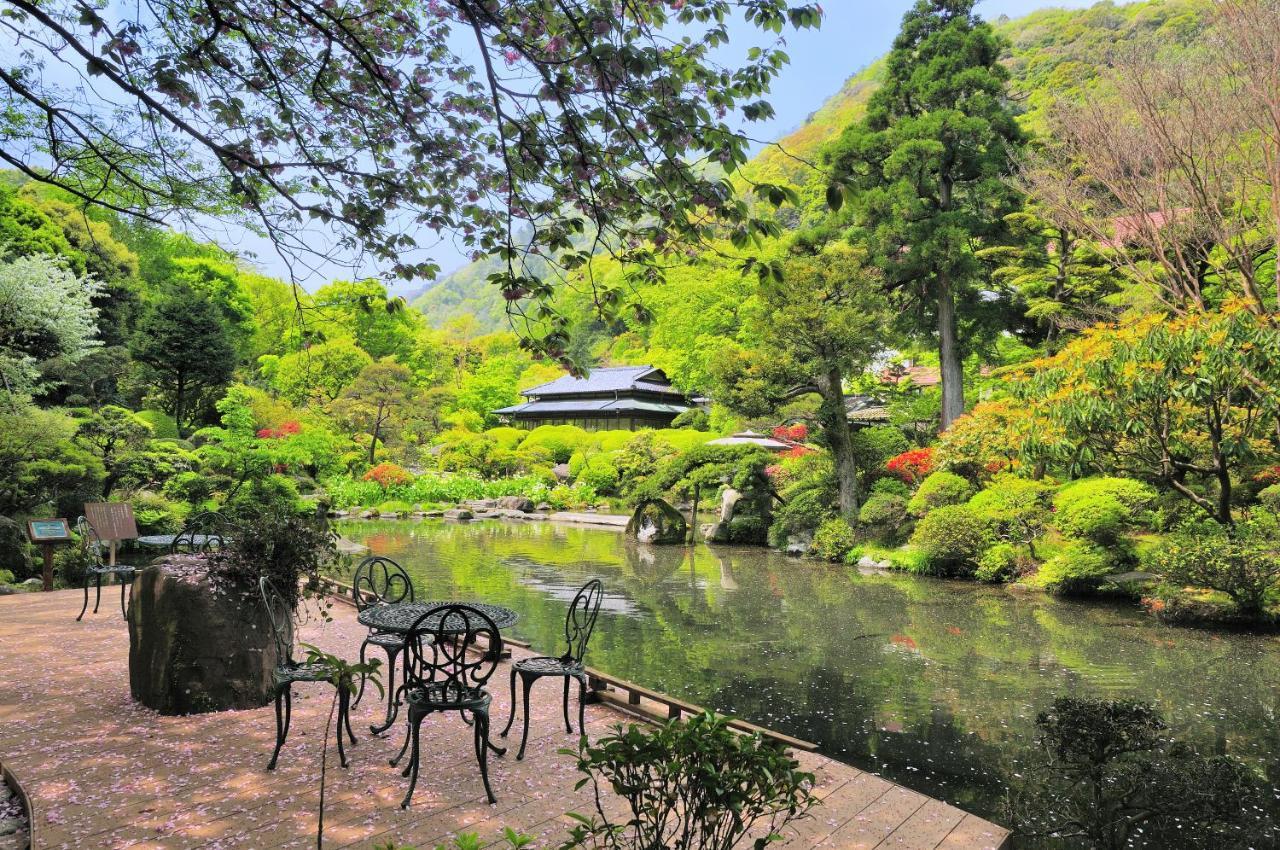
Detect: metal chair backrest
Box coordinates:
(171, 511, 230, 554)
(403, 604, 501, 702)
(76, 516, 106, 567)
(258, 576, 294, 666)
(352, 556, 414, 611)
(563, 579, 604, 664)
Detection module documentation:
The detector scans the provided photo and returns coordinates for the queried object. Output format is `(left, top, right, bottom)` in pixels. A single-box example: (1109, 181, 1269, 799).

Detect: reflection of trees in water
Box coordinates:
(337, 519, 1280, 829)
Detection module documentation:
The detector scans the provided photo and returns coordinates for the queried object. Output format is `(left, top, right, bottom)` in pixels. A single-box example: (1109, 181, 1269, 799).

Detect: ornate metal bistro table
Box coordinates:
(136, 533, 220, 549)
(357, 600, 519, 734)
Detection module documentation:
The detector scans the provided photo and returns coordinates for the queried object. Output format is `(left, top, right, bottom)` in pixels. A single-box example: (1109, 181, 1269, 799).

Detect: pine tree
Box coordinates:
(828, 0, 1025, 428)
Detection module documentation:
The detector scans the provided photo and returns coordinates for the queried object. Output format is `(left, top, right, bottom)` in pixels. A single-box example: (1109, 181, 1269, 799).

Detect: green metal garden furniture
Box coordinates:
(500, 579, 603, 759)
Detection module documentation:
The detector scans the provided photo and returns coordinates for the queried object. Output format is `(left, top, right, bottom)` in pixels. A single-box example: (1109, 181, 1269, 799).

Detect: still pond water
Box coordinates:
(338, 518, 1280, 830)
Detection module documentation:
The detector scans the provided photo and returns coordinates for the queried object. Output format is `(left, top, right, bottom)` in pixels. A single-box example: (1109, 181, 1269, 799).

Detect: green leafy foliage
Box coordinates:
(909, 504, 992, 577)
(561, 712, 817, 850)
(1145, 515, 1280, 618)
(811, 517, 857, 562)
(906, 471, 972, 518)
(1053, 478, 1156, 545)
(975, 542, 1020, 584)
(1033, 541, 1113, 595)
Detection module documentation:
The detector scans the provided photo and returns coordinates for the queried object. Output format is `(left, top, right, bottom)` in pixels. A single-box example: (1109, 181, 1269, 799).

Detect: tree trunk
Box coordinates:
(937, 271, 965, 429)
(816, 367, 859, 522)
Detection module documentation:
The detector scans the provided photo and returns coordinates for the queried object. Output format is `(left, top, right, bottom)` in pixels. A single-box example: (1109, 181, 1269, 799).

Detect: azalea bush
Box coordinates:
(886, 447, 935, 485)
(363, 462, 414, 490)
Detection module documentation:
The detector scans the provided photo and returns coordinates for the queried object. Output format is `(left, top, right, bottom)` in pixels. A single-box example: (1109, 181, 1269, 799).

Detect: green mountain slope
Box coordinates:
(412, 0, 1206, 336)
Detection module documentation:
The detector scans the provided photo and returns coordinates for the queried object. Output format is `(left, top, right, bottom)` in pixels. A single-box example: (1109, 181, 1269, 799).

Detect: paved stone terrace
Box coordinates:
(0, 589, 1008, 850)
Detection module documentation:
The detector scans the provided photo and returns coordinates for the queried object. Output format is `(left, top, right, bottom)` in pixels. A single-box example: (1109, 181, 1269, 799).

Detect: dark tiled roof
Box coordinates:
(520, 366, 679, 397)
(495, 398, 690, 416)
(845, 394, 890, 422)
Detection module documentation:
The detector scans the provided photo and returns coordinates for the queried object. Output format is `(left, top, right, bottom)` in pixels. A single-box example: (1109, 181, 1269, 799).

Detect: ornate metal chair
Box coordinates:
(500, 579, 603, 759)
(170, 511, 230, 554)
(75, 516, 135, 621)
(350, 555, 416, 709)
(391, 604, 506, 807)
(259, 577, 358, 770)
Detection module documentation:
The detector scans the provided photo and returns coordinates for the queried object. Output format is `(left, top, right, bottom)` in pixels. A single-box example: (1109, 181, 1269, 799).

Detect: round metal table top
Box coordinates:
(135, 533, 224, 548)
(357, 601, 519, 634)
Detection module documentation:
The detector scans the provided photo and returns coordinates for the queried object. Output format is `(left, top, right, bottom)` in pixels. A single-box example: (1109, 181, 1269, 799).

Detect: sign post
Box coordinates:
(27, 518, 73, 591)
(83, 503, 140, 568)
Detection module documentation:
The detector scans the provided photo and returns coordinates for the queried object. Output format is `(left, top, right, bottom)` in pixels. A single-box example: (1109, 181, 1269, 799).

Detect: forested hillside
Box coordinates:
(414, 0, 1206, 341)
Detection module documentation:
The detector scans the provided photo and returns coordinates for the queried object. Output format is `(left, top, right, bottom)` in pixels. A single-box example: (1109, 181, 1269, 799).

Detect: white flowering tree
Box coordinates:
(0, 254, 101, 399)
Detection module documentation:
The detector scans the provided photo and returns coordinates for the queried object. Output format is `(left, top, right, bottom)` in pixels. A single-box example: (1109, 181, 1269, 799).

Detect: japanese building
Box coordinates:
(494, 366, 694, 431)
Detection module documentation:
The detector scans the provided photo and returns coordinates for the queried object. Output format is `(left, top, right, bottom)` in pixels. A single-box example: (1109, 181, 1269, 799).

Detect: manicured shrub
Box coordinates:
(859, 491, 908, 527)
(968, 475, 1051, 550)
(1053, 477, 1155, 544)
(882, 547, 931, 574)
(1033, 541, 1113, 594)
(871, 477, 910, 498)
(163, 470, 215, 505)
(135, 409, 179, 439)
(484, 427, 526, 451)
(577, 454, 620, 494)
(811, 517, 857, 562)
(1143, 515, 1280, 618)
(851, 426, 910, 479)
(907, 470, 973, 517)
(517, 424, 589, 463)
(1258, 483, 1280, 514)
(224, 474, 302, 520)
(886, 446, 935, 485)
(975, 542, 1019, 584)
(129, 490, 188, 534)
(909, 504, 992, 577)
(362, 462, 413, 489)
(767, 485, 835, 548)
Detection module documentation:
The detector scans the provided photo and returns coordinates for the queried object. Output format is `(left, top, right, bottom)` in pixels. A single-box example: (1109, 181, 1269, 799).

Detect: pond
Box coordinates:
(337, 518, 1280, 834)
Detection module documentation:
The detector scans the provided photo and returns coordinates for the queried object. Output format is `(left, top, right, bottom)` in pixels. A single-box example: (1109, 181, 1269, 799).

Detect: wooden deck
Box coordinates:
(0, 589, 1009, 850)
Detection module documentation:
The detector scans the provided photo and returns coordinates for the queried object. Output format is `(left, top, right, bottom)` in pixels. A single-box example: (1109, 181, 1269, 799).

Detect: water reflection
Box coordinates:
(338, 518, 1280, 830)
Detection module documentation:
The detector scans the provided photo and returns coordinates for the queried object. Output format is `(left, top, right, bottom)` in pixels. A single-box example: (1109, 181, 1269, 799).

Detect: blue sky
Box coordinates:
(236, 0, 1094, 290)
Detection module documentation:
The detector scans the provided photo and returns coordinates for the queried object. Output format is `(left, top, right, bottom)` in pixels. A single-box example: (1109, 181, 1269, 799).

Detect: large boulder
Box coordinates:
(128, 557, 284, 715)
(444, 508, 473, 521)
(496, 496, 536, 513)
(625, 499, 688, 545)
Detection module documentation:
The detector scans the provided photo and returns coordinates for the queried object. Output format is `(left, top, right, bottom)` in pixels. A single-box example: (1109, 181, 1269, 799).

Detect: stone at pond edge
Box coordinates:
(444, 509, 473, 521)
(496, 496, 536, 513)
(128, 557, 284, 715)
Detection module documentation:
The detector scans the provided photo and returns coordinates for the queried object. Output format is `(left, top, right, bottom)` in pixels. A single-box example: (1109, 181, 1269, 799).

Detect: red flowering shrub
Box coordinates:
(886, 447, 935, 484)
(1253, 465, 1280, 485)
(771, 423, 810, 442)
(363, 462, 413, 489)
(257, 420, 302, 440)
(779, 446, 812, 460)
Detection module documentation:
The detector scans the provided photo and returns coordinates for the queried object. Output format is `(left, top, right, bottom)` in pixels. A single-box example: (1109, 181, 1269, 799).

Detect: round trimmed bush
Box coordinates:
(975, 542, 1019, 584)
(851, 426, 910, 478)
(577, 454, 619, 495)
(811, 517, 857, 562)
(909, 504, 992, 576)
(1258, 483, 1280, 514)
(907, 471, 973, 517)
(859, 491, 908, 527)
(1054, 477, 1156, 545)
(1034, 542, 1113, 594)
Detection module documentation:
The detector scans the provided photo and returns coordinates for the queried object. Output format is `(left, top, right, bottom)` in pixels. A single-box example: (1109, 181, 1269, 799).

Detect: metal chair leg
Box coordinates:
(77, 576, 90, 621)
(353, 639, 370, 708)
(577, 675, 588, 736)
(476, 711, 497, 804)
(516, 671, 534, 761)
(343, 688, 358, 745)
(119, 576, 129, 619)
(391, 716, 412, 768)
(371, 648, 400, 735)
(500, 666, 518, 737)
(400, 718, 422, 808)
(562, 675, 572, 733)
(267, 686, 287, 770)
(336, 689, 350, 769)
(92, 573, 102, 614)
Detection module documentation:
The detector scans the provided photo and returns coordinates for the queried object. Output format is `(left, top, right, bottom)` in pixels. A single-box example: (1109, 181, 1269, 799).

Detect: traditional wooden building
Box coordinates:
(494, 366, 695, 431)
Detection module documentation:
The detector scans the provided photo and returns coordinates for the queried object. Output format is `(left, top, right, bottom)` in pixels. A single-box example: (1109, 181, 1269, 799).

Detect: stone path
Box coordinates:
(0, 589, 1008, 849)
